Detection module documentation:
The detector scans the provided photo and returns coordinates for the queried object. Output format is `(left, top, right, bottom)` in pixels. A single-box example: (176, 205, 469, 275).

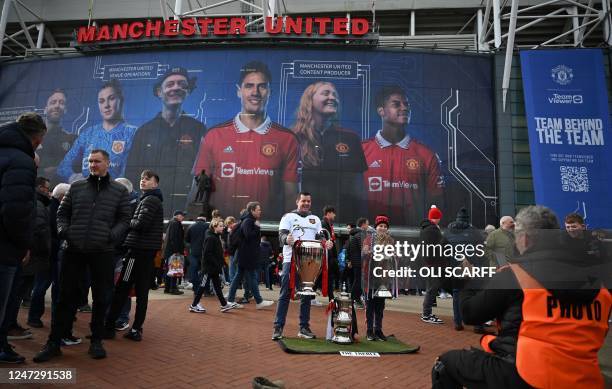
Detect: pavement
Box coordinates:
(8, 286, 612, 388)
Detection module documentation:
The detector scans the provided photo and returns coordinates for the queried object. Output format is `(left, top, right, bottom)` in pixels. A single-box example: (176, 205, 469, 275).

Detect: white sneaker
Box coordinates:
(256, 300, 274, 310)
(189, 304, 206, 313)
(220, 302, 239, 312)
(439, 292, 451, 299)
(185, 282, 193, 290)
(311, 299, 323, 306)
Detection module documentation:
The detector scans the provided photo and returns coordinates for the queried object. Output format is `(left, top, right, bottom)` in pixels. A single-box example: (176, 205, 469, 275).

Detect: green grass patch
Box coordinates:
(278, 336, 419, 354)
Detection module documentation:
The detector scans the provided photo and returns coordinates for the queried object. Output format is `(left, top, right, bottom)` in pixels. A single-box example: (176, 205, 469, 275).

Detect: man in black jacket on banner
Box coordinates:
(34, 149, 131, 362)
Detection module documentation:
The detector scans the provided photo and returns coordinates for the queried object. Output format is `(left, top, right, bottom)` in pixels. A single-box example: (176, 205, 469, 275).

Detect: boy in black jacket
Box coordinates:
(104, 170, 164, 341)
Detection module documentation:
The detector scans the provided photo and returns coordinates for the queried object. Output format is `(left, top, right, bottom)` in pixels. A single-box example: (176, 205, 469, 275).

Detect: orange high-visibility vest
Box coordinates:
(481, 264, 611, 389)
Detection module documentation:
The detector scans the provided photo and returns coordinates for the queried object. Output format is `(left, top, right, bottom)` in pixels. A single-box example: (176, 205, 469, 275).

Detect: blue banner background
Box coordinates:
(0, 48, 496, 226)
(520, 49, 612, 228)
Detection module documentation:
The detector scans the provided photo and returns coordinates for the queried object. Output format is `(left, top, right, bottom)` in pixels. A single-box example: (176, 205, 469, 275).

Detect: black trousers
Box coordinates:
(192, 273, 226, 307)
(106, 249, 155, 331)
(50, 250, 114, 342)
(433, 348, 530, 389)
(365, 296, 385, 332)
(351, 264, 362, 301)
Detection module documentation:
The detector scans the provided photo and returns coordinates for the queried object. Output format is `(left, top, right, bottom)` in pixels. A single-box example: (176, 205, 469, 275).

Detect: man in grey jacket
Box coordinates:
(34, 149, 131, 362)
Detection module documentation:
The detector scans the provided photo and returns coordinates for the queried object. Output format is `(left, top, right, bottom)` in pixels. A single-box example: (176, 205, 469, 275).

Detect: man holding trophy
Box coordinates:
(272, 192, 333, 341)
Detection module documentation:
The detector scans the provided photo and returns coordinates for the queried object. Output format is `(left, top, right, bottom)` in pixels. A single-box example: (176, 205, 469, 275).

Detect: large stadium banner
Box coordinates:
(520, 49, 612, 229)
(0, 48, 496, 226)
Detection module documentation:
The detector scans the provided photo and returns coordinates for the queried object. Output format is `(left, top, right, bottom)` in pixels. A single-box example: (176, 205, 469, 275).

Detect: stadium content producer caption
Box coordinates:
(371, 243, 496, 279)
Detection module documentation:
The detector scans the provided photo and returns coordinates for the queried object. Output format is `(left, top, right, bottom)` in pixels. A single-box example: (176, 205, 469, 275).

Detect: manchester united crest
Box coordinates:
(112, 140, 125, 154)
(335, 142, 349, 153)
(309, 218, 316, 224)
(406, 159, 419, 170)
(261, 143, 277, 157)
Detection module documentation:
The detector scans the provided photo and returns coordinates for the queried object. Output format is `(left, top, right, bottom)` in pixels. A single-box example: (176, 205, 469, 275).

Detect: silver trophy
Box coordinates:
(292, 226, 325, 296)
(332, 283, 353, 344)
(368, 230, 396, 299)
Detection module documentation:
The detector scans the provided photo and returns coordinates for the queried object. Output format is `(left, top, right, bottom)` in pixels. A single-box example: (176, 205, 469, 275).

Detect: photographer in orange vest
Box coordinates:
(432, 205, 611, 389)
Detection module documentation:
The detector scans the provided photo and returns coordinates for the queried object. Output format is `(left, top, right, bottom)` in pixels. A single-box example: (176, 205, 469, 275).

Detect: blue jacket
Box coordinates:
(0, 122, 36, 265)
(57, 121, 137, 182)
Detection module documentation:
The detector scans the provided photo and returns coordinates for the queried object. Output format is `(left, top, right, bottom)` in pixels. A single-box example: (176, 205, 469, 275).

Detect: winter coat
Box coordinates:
(259, 240, 273, 266)
(185, 219, 208, 258)
(23, 191, 51, 275)
(123, 188, 164, 250)
(235, 212, 261, 270)
(201, 229, 224, 275)
(460, 234, 606, 361)
(347, 227, 365, 266)
(0, 122, 37, 265)
(48, 196, 61, 263)
(419, 218, 445, 267)
(57, 173, 131, 253)
(163, 217, 185, 258)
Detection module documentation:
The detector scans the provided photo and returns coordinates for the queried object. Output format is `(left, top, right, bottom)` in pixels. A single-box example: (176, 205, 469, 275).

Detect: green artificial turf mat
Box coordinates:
(278, 336, 419, 354)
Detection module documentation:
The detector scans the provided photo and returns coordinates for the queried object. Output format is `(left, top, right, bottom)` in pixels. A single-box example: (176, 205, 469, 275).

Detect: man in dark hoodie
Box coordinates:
(432, 205, 611, 389)
(421, 205, 445, 324)
(0, 113, 46, 364)
(444, 207, 487, 332)
(226, 202, 274, 309)
(103, 170, 164, 342)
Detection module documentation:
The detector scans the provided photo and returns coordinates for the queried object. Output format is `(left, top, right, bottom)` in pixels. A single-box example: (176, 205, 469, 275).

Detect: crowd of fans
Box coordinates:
(1, 113, 609, 389)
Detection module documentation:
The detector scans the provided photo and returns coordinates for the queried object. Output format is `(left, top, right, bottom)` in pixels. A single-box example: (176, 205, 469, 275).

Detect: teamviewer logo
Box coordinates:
(368, 177, 382, 192)
(221, 162, 236, 178)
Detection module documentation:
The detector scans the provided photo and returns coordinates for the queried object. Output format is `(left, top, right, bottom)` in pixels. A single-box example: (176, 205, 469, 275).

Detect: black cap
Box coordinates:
(153, 67, 197, 95)
(173, 210, 186, 217)
(456, 207, 470, 223)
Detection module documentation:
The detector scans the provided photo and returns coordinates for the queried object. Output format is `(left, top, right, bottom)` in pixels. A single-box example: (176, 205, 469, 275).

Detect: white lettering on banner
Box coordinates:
(534, 117, 604, 146)
(220, 162, 274, 177)
(548, 93, 583, 104)
(383, 180, 418, 190)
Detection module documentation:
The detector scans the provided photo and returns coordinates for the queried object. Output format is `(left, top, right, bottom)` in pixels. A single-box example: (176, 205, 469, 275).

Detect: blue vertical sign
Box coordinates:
(520, 49, 612, 228)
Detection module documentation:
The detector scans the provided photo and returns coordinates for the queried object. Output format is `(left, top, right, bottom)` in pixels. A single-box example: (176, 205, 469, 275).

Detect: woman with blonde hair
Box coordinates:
(291, 81, 367, 222)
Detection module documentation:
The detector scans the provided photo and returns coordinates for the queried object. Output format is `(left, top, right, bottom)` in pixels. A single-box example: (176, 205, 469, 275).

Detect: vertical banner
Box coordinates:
(520, 49, 612, 228)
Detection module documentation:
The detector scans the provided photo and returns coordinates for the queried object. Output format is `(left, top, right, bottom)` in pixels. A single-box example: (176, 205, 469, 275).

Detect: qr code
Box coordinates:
(560, 166, 589, 192)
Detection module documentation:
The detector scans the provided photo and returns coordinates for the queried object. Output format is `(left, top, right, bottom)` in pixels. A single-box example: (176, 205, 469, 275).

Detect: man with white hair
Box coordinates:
(485, 216, 515, 267)
(432, 205, 611, 389)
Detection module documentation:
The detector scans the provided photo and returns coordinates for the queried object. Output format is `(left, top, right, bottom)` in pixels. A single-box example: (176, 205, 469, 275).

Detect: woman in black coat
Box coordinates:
(189, 219, 240, 313)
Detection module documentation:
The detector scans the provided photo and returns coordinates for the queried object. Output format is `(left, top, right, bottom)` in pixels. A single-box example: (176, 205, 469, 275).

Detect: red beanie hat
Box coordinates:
(428, 205, 442, 220)
(375, 215, 390, 228)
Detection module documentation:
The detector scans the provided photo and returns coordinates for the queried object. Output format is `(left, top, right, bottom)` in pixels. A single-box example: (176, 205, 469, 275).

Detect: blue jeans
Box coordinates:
(273, 262, 313, 329)
(0, 264, 18, 334)
(228, 255, 237, 282)
(227, 266, 262, 304)
(28, 268, 52, 323)
(452, 289, 463, 326)
(187, 254, 200, 285)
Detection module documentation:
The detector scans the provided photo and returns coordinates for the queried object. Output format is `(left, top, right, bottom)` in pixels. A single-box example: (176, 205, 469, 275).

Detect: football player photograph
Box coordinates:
(291, 81, 367, 223)
(126, 67, 206, 215)
(57, 79, 137, 183)
(37, 88, 76, 183)
(362, 85, 444, 226)
(192, 61, 299, 220)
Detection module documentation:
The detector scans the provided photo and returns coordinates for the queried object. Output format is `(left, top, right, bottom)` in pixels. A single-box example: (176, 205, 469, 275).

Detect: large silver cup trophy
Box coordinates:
(292, 226, 325, 296)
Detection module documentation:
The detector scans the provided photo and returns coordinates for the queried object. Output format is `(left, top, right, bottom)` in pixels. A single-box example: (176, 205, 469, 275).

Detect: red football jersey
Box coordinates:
(193, 114, 299, 219)
(362, 131, 443, 226)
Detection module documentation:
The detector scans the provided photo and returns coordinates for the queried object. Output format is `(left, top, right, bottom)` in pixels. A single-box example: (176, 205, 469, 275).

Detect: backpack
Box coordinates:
(228, 220, 243, 252)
